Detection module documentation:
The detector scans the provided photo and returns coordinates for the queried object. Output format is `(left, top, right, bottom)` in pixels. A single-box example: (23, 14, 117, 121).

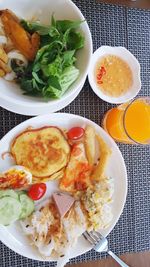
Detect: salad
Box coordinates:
(0, 9, 85, 99)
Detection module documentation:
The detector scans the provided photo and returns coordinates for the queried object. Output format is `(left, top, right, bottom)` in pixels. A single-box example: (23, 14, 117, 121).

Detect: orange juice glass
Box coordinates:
(102, 97, 150, 145)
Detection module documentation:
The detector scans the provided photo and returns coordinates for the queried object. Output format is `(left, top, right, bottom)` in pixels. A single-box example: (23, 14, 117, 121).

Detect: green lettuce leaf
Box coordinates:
(21, 20, 50, 35)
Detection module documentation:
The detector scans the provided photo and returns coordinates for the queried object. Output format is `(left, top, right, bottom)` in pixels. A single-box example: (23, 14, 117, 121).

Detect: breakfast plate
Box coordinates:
(0, 113, 127, 262)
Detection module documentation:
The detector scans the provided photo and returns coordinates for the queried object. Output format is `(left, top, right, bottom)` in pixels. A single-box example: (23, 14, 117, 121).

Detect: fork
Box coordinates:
(83, 231, 130, 267)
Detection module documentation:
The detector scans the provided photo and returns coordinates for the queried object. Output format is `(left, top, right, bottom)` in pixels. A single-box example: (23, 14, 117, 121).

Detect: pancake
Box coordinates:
(11, 126, 70, 178)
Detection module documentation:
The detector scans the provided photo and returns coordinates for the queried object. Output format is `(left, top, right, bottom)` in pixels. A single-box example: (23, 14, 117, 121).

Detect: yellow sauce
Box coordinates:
(95, 55, 133, 97)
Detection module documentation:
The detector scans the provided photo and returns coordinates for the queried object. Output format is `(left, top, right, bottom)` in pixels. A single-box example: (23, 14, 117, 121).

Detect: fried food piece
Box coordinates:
(11, 126, 70, 178)
(31, 32, 40, 57)
(91, 134, 112, 181)
(60, 143, 92, 193)
(1, 9, 40, 61)
(33, 169, 65, 183)
(0, 69, 5, 77)
(0, 46, 8, 63)
(84, 125, 96, 166)
(0, 59, 10, 73)
(0, 9, 20, 23)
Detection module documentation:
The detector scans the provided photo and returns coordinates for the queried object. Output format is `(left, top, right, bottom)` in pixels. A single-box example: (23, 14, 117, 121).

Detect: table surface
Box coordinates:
(96, 0, 150, 9)
(69, 252, 150, 267)
(0, 1, 150, 267)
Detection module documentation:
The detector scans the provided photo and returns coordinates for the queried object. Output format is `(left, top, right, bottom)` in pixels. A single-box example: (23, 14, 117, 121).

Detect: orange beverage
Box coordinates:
(102, 97, 150, 144)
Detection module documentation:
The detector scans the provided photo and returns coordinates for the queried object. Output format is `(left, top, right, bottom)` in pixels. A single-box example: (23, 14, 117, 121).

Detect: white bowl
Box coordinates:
(88, 46, 141, 104)
(0, 0, 93, 115)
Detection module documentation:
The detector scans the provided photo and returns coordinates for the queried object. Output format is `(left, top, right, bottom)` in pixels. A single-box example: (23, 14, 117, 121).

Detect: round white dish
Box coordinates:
(0, 113, 127, 261)
(0, 0, 93, 115)
(88, 46, 141, 104)
(0, 79, 85, 116)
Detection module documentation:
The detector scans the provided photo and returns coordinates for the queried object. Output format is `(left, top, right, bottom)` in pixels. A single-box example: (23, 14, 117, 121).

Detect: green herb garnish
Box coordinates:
(12, 15, 85, 99)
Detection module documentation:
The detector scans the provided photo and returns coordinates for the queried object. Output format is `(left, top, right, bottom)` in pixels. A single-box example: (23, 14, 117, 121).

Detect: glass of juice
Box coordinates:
(102, 97, 150, 145)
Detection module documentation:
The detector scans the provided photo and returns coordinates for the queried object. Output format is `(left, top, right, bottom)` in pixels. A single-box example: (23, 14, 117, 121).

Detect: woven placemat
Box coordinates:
(0, 1, 150, 266)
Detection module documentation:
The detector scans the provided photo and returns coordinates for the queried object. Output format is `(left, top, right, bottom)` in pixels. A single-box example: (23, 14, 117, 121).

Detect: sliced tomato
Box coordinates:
(67, 127, 85, 140)
(28, 183, 46, 201)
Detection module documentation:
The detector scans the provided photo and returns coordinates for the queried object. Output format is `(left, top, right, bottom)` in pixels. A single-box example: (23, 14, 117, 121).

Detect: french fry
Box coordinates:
(0, 69, 5, 77)
(0, 59, 10, 73)
(0, 46, 8, 63)
(91, 134, 112, 181)
(84, 125, 96, 166)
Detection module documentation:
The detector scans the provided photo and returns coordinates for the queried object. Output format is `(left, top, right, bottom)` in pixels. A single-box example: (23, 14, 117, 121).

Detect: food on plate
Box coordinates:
(1, 9, 40, 61)
(0, 188, 18, 199)
(0, 9, 85, 99)
(21, 196, 86, 262)
(53, 192, 75, 218)
(84, 125, 96, 166)
(0, 46, 8, 63)
(11, 127, 70, 178)
(91, 135, 112, 181)
(32, 168, 65, 183)
(67, 127, 85, 140)
(0, 122, 113, 264)
(81, 177, 113, 230)
(59, 143, 92, 192)
(19, 192, 35, 219)
(0, 189, 34, 225)
(0, 68, 5, 77)
(95, 55, 133, 97)
(0, 165, 32, 190)
(28, 183, 47, 201)
(0, 56, 10, 72)
(21, 177, 113, 262)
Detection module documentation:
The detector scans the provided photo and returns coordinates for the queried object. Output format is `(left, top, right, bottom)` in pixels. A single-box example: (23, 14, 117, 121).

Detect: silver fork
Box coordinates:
(83, 231, 130, 267)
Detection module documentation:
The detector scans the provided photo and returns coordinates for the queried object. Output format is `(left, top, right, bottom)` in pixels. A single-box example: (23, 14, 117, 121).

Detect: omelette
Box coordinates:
(59, 143, 92, 192)
(11, 127, 70, 178)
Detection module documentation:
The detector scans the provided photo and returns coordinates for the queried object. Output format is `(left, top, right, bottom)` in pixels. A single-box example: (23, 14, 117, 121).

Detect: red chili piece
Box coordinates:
(96, 66, 106, 84)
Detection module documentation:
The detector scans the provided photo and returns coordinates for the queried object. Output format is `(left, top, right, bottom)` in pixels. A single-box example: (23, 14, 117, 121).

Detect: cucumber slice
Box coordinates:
(17, 190, 26, 197)
(0, 197, 21, 225)
(0, 189, 18, 199)
(19, 194, 34, 219)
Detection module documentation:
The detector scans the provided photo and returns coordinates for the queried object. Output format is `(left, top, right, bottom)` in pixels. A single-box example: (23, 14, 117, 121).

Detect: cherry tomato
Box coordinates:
(28, 183, 46, 201)
(67, 127, 85, 140)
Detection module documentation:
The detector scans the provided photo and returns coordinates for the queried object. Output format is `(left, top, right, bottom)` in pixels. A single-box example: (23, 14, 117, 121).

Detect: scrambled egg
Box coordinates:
(81, 177, 114, 231)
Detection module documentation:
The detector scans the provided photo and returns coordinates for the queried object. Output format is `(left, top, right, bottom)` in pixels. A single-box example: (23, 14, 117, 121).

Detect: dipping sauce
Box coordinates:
(95, 55, 133, 97)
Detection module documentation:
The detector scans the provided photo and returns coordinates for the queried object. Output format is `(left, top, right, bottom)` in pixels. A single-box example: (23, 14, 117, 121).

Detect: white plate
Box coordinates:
(0, 79, 86, 116)
(0, 0, 93, 115)
(0, 113, 127, 261)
